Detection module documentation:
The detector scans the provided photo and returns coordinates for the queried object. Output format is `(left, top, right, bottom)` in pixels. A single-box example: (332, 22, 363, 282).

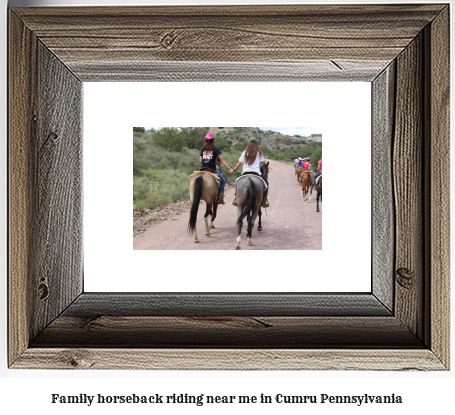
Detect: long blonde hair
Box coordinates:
(244, 141, 262, 166)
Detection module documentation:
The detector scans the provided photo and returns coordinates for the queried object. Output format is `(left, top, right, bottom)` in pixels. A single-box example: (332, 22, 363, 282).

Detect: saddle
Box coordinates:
(235, 172, 268, 190)
(191, 169, 221, 188)
(200, 167, 216, 173)
(314, 175, 322, 186)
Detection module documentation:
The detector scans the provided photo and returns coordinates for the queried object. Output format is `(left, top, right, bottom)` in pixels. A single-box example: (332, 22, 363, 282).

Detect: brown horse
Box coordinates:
(301, 171, 314, 202)
(316, 175, 322, 212)
(188, 170, 220, 243)
(296, 166, 303, 185)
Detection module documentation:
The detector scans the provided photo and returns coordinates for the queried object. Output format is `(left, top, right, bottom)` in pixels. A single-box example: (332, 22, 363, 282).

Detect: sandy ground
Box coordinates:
(133, 160, 322, 250)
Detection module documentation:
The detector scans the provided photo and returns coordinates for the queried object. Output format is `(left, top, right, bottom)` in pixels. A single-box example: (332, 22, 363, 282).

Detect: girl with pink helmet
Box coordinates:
(200, 133, 233, 204)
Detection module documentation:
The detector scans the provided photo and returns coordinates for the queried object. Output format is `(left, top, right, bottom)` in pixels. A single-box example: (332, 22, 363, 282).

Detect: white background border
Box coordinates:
(84, 82, 371, 292)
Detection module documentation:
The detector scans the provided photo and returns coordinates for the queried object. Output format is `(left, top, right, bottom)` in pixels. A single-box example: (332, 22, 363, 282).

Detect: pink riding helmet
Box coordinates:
(205, 133, 215, 140)
(307, 157, 311, 160)
(294, 159, 298, 162)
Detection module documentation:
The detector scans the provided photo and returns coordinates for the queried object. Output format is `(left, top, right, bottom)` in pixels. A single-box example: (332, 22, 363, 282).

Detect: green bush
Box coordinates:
(152, 127, 184, 152)
(180, 127, 209, 149)
(133, 169, 191, 210)
(216, 137, 231, 152)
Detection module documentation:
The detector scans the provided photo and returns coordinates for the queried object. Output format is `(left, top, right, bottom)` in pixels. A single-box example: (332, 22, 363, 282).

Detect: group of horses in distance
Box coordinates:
(188, 162, 269, 250)
(296, 165, 322, 212)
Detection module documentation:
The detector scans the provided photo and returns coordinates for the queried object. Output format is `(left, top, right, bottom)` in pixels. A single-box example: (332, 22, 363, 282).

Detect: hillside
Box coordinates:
(208, 127, 322, 148)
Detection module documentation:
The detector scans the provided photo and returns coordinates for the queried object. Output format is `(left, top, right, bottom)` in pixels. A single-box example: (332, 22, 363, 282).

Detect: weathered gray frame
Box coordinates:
(8, 5, 449, 370)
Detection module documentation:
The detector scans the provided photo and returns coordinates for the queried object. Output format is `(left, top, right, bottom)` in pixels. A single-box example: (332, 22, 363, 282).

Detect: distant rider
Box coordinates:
(302, 157, 311, 172)
(313, 157, 322, 188)
(300, 157, 312, 183)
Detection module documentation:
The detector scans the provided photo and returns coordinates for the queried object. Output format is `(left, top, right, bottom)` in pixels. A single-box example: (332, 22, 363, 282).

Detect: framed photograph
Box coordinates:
(8, 4, 449, 370)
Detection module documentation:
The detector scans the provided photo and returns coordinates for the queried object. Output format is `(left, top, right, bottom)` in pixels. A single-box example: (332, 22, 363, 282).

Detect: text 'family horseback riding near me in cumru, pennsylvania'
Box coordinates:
(133, 127, 322, 250)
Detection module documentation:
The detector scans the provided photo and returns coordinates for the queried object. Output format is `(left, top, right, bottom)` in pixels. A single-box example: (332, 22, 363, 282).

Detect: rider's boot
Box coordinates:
(217, 190, 225, 204)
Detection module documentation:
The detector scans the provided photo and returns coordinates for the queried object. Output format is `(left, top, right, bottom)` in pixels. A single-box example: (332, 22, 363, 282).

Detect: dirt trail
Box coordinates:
(133, 160, 322, 250)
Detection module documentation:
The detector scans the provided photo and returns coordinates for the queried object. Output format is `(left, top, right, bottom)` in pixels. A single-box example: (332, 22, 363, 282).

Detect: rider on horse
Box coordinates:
(200, 133, 233, 204)
(232, 139, 269, 208)
(302, 157, 311, 172)
(313, 157, 322, 187)
(300, 157, 311, 179)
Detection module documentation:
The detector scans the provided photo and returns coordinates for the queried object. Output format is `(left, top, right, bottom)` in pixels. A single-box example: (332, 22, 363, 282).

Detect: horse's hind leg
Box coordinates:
(257, 208, 262, 231)
(308, 186, 312, 203)
(236, 207, 243, 250)
(247, 219, 253, 246)
(204, 204, 212, 236)
(247, 211, 258, 246)
(193, 227, 199, 243)
(210, 203, 218, 229)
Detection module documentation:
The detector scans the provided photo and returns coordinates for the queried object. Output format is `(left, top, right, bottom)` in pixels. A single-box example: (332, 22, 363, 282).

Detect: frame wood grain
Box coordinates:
(8, 4, 450, 370)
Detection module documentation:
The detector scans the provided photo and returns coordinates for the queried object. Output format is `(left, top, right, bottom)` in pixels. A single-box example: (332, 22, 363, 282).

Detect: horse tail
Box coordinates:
(236, 177, 256, 228)
(188, 176, 203, 235)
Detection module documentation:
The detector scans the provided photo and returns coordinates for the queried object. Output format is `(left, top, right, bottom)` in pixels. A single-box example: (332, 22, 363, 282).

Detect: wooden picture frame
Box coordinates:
(9, 4, 450, 370)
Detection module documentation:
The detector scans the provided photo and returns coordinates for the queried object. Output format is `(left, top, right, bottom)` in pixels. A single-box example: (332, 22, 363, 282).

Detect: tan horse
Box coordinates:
(188, 171, 220, 243)
(296, 167, 303, 185)
(301, 171, 314, 202)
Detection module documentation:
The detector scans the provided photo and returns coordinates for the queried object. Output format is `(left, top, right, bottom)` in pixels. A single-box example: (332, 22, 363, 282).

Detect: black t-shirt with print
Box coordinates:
(200, 147, 222, 171)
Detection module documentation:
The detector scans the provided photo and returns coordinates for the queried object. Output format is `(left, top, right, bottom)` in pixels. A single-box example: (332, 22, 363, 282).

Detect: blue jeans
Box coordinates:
(215, 170, 226, 191)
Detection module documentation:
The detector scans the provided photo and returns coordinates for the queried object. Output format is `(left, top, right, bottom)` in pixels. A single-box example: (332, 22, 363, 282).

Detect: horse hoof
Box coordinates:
(248, 241, 253, 246)
(317, 209, 320, 212)
(236, 245, 241, 250)
(194, 239, 199, 243)
(257, 227, 262, 231)
(206, 233, 210, 236)
(210, 224, 215, 229)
